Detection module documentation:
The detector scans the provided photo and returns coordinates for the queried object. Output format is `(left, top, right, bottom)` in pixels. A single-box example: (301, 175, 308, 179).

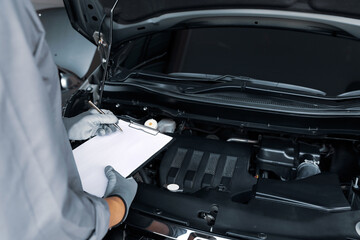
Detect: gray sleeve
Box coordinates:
(0, 0, 110, 239)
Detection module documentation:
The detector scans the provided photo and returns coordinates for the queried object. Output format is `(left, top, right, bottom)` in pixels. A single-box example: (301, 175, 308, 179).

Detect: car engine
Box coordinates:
(132, 116, 352, 211)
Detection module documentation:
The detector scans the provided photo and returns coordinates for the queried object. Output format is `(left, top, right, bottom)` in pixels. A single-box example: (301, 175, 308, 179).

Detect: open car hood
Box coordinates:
(64, 0, 360, 45)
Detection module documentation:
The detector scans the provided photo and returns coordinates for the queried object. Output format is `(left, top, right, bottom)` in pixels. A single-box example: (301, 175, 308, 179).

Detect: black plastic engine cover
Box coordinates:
(159, 136, 257, 193)
(255, 173, 351, 212)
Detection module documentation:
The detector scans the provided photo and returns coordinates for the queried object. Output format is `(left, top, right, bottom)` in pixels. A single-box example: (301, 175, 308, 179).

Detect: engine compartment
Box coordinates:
(65, 88, 360, 239)
(122, 115, 360, 239)
(131, 114, 357, 209)
(114, 112, 360, 239)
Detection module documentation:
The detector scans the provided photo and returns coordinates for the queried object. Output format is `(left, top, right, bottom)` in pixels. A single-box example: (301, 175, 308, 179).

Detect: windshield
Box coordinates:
(116, 27, 360, 97)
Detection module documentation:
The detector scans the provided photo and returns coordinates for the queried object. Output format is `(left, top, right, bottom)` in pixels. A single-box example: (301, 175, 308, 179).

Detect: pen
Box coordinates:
(88, 100, 122, 132)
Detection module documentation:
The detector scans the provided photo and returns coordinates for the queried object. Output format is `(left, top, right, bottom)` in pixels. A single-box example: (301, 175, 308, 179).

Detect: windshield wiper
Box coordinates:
(113, 71, 326, 96)
(170, 73, 326, 96)
(113, 71, 233, 83)
(337, 90, 360, 98)
(168, 72, 234, 82)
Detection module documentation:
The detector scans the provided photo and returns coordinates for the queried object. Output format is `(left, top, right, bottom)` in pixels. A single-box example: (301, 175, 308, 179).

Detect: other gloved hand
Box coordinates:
(104, 166, 138, 225)
(63, 109, 118, 140)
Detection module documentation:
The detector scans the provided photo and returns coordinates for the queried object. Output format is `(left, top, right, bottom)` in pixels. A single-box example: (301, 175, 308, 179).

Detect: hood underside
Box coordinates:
(64, 0, 360, 45)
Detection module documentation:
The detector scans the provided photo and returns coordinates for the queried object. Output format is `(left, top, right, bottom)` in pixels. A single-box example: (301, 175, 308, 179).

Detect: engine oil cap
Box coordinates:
(166, 184, 180, 192)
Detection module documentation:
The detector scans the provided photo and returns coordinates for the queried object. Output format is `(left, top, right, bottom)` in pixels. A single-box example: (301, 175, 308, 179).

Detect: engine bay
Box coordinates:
(65, 88, 360, 239)
(131, 115, 356, 210)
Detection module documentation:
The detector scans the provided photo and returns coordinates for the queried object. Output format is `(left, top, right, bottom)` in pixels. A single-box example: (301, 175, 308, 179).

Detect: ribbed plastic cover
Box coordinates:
(159, 136, 257, 193)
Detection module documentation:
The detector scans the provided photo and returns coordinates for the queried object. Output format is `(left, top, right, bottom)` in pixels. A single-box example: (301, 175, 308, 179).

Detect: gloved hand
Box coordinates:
(63, 109, 118, 140)
(104, 166, 138, 225)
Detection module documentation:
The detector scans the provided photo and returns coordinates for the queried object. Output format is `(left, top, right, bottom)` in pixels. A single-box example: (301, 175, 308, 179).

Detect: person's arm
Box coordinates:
(105, 196, 126, 228)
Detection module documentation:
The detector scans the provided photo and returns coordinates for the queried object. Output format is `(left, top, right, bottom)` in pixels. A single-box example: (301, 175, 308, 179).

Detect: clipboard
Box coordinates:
(72, 119, 174, 197)
(126, 121, 175, 177)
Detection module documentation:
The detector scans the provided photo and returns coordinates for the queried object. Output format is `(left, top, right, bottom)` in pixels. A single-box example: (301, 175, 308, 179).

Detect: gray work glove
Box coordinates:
(63, 109, 118, 140)
(104, 166, 138, 225)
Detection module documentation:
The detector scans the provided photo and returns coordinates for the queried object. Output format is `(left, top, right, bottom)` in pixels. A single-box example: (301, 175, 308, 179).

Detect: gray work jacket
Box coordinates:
(0, 0, 110, 239)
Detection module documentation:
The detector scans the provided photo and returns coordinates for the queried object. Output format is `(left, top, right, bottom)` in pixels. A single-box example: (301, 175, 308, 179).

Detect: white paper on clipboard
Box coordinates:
(72, 119, 173, 197)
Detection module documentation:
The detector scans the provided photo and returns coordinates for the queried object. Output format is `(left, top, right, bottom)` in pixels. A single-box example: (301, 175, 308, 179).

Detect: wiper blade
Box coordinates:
(114, 71, 233, 83)
(168, 72, 233, 82)
(114, 71, 326, 96)
(337, 90, 360, 98)
(249, 80, 326, 96)
(175, 73, 326, 96)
